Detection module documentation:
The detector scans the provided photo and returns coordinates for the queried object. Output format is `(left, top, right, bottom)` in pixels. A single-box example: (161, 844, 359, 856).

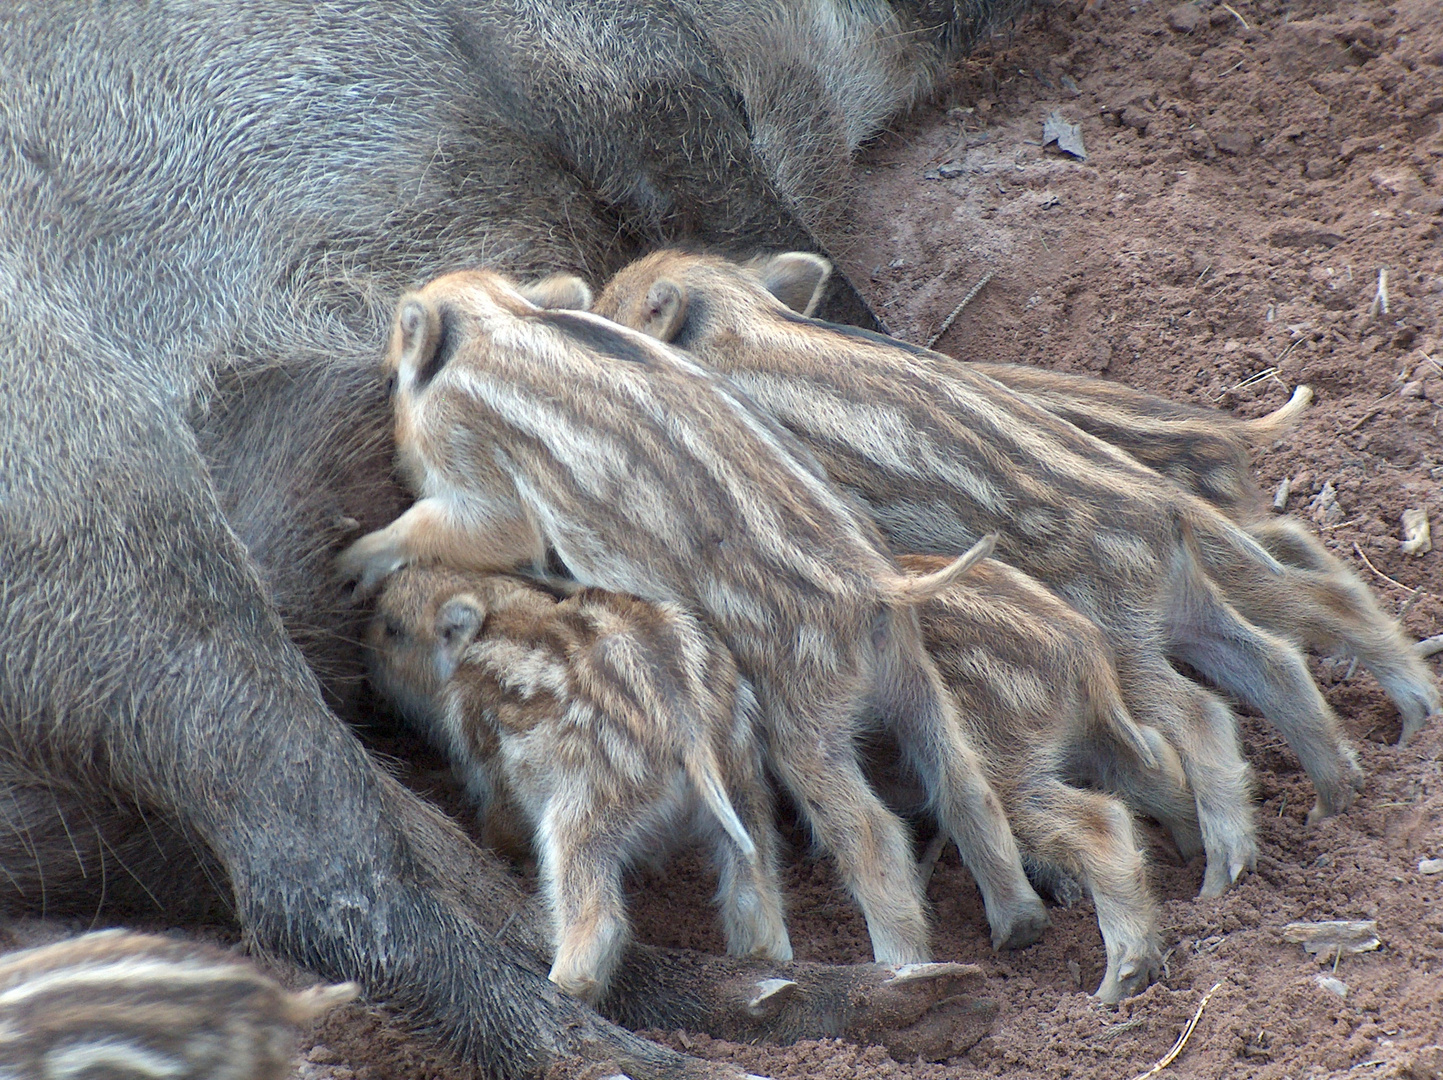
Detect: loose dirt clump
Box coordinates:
(6, 0, 1439, 1075)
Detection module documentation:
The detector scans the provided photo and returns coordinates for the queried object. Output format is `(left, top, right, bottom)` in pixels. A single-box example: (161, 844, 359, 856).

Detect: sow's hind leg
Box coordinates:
(0, 763, 232, 925)
(0, 750, 997, 1066)
(3, 469, 712, 1078)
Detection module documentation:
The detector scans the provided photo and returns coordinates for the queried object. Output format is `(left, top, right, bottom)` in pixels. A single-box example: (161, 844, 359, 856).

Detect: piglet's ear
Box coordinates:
(518, 274, 594, 311)
(436, 595, 484, 658)
(748, 252, 832, 316)
(638, 279, 689, 343)
(393, 296, 443, 375)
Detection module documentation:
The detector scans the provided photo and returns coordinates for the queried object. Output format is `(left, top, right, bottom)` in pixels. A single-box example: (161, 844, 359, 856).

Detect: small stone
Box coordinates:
(1121, 106, 1150, 134)
(937, 160, 966, 179)
(1043, 111, 1088, 160)
(1167, 2, 1204, 32)
(1214, 131, 1256, 156)
(1420, 858, 1443, 874)
(1315, 975, 1349, 998)
(1272, 476, 1293, 513)
(1338, 137, 1374, 161)
(1304, 158, 1338, 180)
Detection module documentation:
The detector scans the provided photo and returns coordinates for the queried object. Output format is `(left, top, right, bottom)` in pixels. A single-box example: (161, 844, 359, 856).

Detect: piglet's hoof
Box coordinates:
(709, 959, 996, 1062)
(747, 978, 798, 1016)
(871, 962, 997, 1062)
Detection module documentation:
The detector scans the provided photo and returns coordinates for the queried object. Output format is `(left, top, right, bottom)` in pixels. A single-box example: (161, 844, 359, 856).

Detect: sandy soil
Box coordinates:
(9, 0, 1440, 1075)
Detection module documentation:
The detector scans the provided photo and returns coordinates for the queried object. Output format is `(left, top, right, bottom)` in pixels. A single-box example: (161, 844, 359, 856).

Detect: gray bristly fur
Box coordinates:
(595, 251, 1436, 898)
(339, 268, 1049, 962)
(682, 0, 1035, 238)
(2, 3, 1036, 1075)
(0, 930, 356, 1080)
(367, 566, 791, 1007)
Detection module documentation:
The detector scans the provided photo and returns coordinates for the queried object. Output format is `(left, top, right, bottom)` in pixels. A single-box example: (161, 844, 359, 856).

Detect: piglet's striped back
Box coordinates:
(0, 930, 356, 1080)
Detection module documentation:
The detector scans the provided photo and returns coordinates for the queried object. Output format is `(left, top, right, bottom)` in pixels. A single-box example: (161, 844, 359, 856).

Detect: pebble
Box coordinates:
(1420, 858, 1443, 875)
(1315, 975, 1349, 998)
(1166, 2, 1204, 32)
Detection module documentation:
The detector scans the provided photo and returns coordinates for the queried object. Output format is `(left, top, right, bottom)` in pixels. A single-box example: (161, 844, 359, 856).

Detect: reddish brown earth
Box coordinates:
(8, 0, 1441, 1075)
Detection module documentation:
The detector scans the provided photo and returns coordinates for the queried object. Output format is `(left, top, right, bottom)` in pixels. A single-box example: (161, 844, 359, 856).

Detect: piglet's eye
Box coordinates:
(383, 619, 402, 639)
(383, 373, 398, 398)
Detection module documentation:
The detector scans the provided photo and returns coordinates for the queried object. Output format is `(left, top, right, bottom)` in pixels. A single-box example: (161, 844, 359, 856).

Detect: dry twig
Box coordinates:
(926, 270, 996, 349)
(1220, 2, 1251, 28)
(1229, 366, 1278, 394)
(1369, 266, 1390, 318)
(1282, 920, 1380, 959)
(1272, 476, 1293, 513)
(1272, 338, 1302, 367)
(1418, 634, 1443, 660)
(1353, 542, 1411, 591)
(1340, 395, 1391, 434)
(1127, 983, 1223, 1080)
(1097, 1017, 1147, 1042)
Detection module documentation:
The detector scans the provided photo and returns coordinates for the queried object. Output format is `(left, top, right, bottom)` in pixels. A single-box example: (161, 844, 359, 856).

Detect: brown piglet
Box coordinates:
(367, 566, 792, 1004)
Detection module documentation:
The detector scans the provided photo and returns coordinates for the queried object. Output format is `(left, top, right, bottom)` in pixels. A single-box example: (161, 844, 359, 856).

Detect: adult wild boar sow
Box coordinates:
(0, 2, 1023, 1075)
(338, 269, 1046, 964)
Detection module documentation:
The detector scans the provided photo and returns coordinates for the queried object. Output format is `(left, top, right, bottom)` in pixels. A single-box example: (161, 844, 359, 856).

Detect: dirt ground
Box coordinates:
(9, 0, 1441, 1075)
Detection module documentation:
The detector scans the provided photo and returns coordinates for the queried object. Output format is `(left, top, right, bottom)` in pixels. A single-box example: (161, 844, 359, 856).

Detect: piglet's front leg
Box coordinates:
(336, 497, 543, 600)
